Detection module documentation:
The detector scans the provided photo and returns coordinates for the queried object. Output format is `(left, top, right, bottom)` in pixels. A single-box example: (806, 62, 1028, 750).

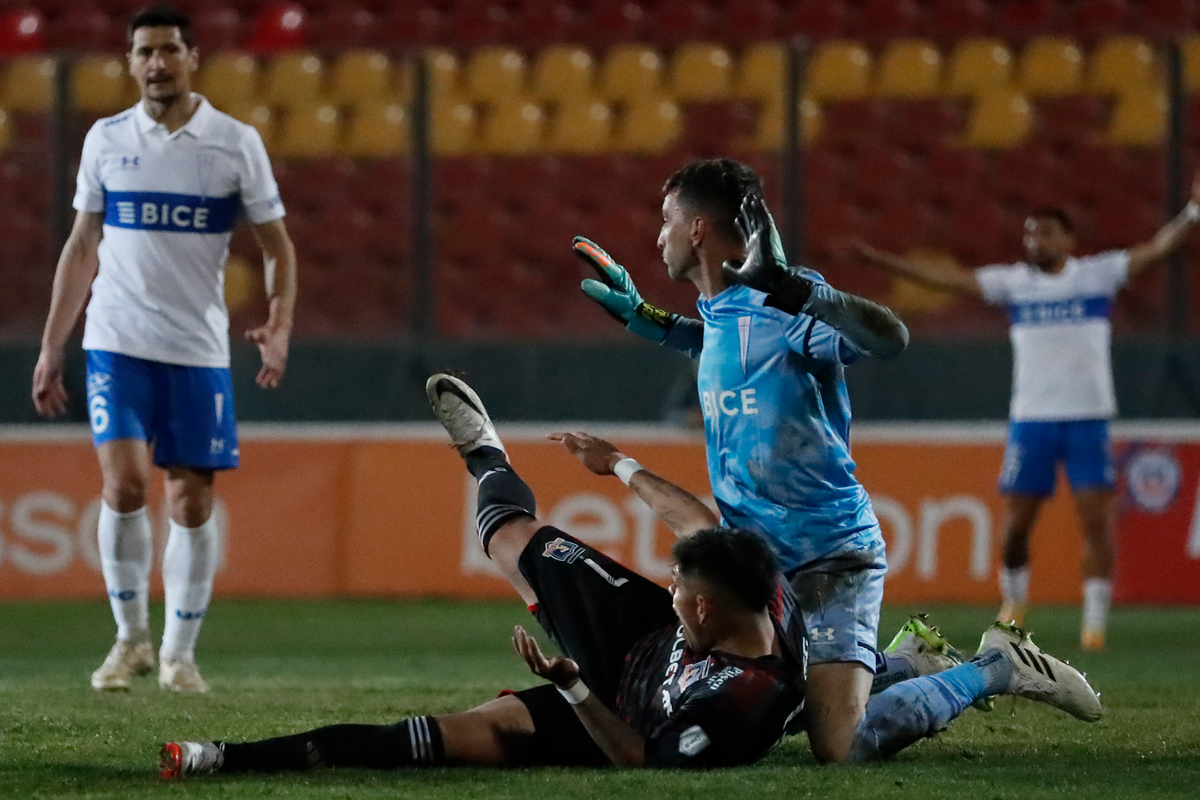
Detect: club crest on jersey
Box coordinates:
(678, 725, 711, 757)
(678, 658, 711, 691)
(542, 537, 585, 563)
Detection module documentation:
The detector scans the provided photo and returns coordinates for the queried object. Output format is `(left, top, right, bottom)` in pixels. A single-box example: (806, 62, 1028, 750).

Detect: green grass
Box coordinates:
(2, 600, 1199, 799)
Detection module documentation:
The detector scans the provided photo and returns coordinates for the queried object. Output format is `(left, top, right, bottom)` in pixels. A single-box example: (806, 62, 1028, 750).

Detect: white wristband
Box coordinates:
(613, 457, 644, 485)
(557, 680, 590, 705)
(1186, 201, 1199, 223)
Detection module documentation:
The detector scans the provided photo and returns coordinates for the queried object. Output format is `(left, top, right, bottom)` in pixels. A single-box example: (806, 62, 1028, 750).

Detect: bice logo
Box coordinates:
(542, 537, 584, 563)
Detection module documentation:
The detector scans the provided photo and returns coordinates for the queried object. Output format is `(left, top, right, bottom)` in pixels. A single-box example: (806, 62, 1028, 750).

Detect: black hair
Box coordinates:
(1028, 206, 1074, 233)
(671, 527, 778, 613)
(128, 5, 194, 49)
(662, 158, 763, 243)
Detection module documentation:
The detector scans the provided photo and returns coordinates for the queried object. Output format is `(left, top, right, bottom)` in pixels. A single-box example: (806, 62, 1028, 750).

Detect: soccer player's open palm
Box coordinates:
(513, 625, 580, 688)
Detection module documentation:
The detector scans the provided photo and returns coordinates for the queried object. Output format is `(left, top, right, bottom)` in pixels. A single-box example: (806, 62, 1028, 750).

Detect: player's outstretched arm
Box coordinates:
(1127, 176, 1200, 278)
(32, 211, 104, 418)
(549, 432, 718, 538)
(246, 219, 297, 389)
(844, 237, 982, 298)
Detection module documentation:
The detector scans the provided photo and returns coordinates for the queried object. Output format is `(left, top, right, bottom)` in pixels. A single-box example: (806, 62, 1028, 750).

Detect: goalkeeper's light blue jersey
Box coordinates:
(693, 273, 883, 574)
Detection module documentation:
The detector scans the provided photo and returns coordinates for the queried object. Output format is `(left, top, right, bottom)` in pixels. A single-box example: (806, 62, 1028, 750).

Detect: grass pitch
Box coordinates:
(2, 600, 1198, 799)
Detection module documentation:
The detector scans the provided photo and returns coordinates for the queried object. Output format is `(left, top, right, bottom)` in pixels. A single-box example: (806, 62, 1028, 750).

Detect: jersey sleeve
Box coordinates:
(662, 316, 704, 359)
(974, 264, 1019, 305)
(237, 127, 285, 224)
(72, 123, 106, 214)
(782, 315, 862, 365)
(1084, 250, 1130, 295)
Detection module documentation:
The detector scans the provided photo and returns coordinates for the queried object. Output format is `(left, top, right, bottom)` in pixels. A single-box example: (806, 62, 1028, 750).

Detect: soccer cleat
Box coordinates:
(91, 637, 156, 691)
(978, 622, 1102, 722)
(998, 602, 1026, 627)
(884, 614, 962, 676)
(1080, 629, 1106, 652)
(426, 373, 505, 456)
(159, 659, 210, 693)
(159, 741, 223, 779)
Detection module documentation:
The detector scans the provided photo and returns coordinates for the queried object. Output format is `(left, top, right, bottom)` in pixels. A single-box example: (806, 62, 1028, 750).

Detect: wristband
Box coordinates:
(613, 457, 644, 485)
(557, 680, 590, 705)
(1186, 201, 1200, 223)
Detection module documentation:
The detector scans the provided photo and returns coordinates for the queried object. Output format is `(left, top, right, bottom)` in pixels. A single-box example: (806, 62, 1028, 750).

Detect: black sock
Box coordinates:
(218, 717, 444, 773)
(465, 446, 536, 556)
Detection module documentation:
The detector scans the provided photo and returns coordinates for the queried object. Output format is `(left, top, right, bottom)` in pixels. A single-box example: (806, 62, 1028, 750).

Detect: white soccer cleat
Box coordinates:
(978, 622, 1102, 722)
(91, 637, 156, 691)
(426, 373, 505, 455)
(159, 741, 223, 779)
(159, 659, 211, 694)
(884, 614, 962, 677)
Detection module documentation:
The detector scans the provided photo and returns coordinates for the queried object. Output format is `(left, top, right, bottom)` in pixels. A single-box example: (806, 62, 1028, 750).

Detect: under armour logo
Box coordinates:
(810, 627, 836, 642)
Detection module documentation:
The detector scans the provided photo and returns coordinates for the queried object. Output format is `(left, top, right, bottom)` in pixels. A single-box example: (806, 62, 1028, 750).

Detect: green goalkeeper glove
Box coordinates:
(574, 236, 678, 343)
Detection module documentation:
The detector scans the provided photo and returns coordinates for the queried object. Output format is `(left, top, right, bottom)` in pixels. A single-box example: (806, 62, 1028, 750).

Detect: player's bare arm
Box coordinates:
(32, 211, 104, 418)
(246, 218, 297, 389)
(513, 624, 646, 767)
(1126, 174, 1200, 278)
(548, 431, 718, 537)
(845, 237, 983, 298)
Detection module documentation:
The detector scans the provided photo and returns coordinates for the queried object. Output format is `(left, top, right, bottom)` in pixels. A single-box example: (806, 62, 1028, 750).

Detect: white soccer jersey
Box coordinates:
(73, 95, 284, 368)
(975, 251, 1129, 421)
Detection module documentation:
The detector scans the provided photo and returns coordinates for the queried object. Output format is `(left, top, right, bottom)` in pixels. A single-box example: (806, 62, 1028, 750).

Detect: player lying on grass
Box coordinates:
(160, 375, 1102, 778)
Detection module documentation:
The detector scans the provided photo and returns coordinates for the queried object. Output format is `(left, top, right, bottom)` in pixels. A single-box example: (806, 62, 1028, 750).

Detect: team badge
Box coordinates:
(542, 537, 584, 563)
(678, 659, 711, 691)
(678, 725, 711, 757)
(1125, 446, 1182, 514)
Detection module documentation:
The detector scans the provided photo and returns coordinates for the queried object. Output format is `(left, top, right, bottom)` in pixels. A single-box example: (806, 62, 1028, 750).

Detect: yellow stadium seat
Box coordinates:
(886, 249, 963, 315)
(615, 95, 682, 154)
(263, 52, 326, 107)
(427, 49, 460, 100)
(670, 42, 733, 102)
(329, 49, 392, 105)
(875, 39, 942, 98)
(1107, 90, 1166, 146)
(1183, 34, 1200, 92)
(736, 42, 785, 104)
(223, 101, 275, 145)
(599, 44, 663, 101)
(71, 55, 130, 113)
(807, 41, 872, 102)
(945, 38, 1013, 96)
(463, 46, 527, 103)
(545, 98, 613, 154)
(0, 109, 11, 153)
(431, 99, 475, 154)
(753, 97, 821, 151)
(343, 103, 409, 157)
(531, 46, 595, 101)
(197, 52, 258, 108)
(273, 103, 339, 157)
(1, 56, 54, 111)
(477, 98, 543, 155)
(964, 88, 1032, 148)
(1088, 36, 1159, 96)
(1017, 37, 1083, 96)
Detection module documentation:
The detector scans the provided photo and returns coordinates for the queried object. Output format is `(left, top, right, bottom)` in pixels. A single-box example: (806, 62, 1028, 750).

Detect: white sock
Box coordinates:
(1082, 578, 1112, 634)
(999, 566, 1030, 606)
(160, 516, 218, 663)
(98, 501, 152, 641)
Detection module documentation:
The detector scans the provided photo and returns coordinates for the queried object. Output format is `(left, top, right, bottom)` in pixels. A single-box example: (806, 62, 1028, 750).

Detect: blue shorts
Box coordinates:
(85, 350, 239, 470)
(999, 419, 1114, 497)
(787, 539, 886, 669)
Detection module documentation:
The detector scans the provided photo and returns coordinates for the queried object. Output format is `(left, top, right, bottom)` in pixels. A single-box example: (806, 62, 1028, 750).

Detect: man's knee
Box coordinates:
(102, 473, 149, 512)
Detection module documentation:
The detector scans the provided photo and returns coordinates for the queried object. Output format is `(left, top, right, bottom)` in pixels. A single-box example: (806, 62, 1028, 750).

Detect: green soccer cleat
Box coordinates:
(885, 614, 993, 711)
(977, 621, 1102, 722)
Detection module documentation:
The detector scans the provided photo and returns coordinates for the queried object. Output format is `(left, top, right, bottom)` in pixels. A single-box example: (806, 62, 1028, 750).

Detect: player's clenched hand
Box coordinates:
(513, 625, 581, 689)
(548, 431, 623, 475)
(574, 236, 678, 343)
(245, 323, 289, 389)
(31, 347, 69, 418)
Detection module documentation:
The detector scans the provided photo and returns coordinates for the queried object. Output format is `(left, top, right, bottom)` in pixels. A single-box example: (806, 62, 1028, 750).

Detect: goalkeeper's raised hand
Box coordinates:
(574, 236, 679, 343)
(722, 193, 814, 316)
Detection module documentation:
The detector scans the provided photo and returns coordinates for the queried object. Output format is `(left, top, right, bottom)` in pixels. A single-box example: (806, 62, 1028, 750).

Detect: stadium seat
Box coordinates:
(890, 99, 962, 150)
(192, 5, 242, 52)
(650, 2, 712, 49)
(1061, 142, 1128, 205)
(858, 0, 922, 46)
(431, 99, 476, 155)
(530, 46, 595, 102)
(1035, 95, 1106, 146)
(49, 3, 120, 51)
(377, 4, 441, 46)
(246, 1, 307, 53)
(427, 49, 461, 99)
(197, 52, 257, 109)
(874, 39, 943, 99)
(867, 201, 936, 254)
(310, 4, 375, 49)
(945, 38, 1013, 96)
(329, 50, 392, 106)
(998, 0, 1056, 41)
(512, 2, 577, 49)
(463, 47, 527, 103)
(1107, 91, 1167, 146)
(1071, 0, 1129, 45)
(0, 8, 46, 56)
(925, 144, 987, 205)
(806, 41, 872, 102)
(753, 97, 822, 151)
(599, 44, 663, 101)
(848, 145, 918, 206)
(963, 88, 1033, 148)
(342, 103, 408, 157)
(721, 0, 780, 44)
(1183, 34, 1200, 93)
(1017, 38, 1084, 96)
(994, 144, 1059, 205)
(263, 52, 326, 107)
(0, 56, 54, 111)
(1140, 0, 1192, 38)
(820, 99, 890, 152)
(805, 202, 865, 258)
(0, 109, 11, 153)
(1088, 36, 1159, 96)
(927, 0, 989, 41)
(788, 0, 849, 41)
(735, 42, 785, 104)
(477, 98, 544, 155)
(544, 98, 613, 155)
(71, 55, 129, 114)
(449, 3, 510, 48)
(944, 199, 1015, 264)
(222, 101, 275, 145)
(583, 0, 649, 46)
(682, 100, 754, 152)
(614, 96, 682, 154)
(1092, 198, 1160, 252)
(273, 103, 339, 157)
(669, 43, 733, 102)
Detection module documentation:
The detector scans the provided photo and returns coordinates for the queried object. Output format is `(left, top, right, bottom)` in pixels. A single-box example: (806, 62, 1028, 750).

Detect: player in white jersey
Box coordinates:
(848, 184, 1200, 650)
(31, 6, 297, 692)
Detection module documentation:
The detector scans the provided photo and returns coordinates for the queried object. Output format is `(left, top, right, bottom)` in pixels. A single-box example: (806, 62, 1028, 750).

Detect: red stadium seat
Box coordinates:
(1126, 147, 1166, 207)
(376, 4, 441, 46)
(681, 101, 755, 155)
(245, 1, 307, 54)
(650, 1, 712, 49)
(448, 3, 510, 48)
(309, 4, 375, 49)
(1071, 0, 1129, 45)
(1034, 95, 1106, 146)
(848, 145, 919, 207)
(192, 5, 243, 52)
(1139, 0, 1193, 38)
(943, 199, 1017, 265)
(787, 0, 849, 42)
(819, 99, 890, 154)
(49, 4, 120, 51)
(806, 202, 866, 258)
(927, 0, 990, 42)
(487, 155, 565, 211)
(925, 144, 987, 206)
(1091, 198, 1161, 252)
(857, 0, 922, 46)
(998, 0, 1057, 40)
(867, 201, 937, 253)
(512, 2, 577, 49)
(0, 8, 45, 56)
(993, 144, 1060, 207)
(1061, 142, 1130, 206)
(719, 0, 780, 44)
(802, 147, 850, 203)
(889, 99, 963, 150)
(582, 0, 649, 46)
(356, 159, 411, 214)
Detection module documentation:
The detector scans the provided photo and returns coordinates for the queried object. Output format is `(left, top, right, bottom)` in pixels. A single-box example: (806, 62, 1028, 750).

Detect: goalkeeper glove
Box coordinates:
(574, 236, 679, 343)
(723, 193, 814, 315)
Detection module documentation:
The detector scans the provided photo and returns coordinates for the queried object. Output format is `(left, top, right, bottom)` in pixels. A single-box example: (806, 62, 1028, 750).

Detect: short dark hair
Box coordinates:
(662, 159, 763, 243)
(129, 5, 194, 49)
(1029, 206, 1073, 233)
(671, 527, 778, 613)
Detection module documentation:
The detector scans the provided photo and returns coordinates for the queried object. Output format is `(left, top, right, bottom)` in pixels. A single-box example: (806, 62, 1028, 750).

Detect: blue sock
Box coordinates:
(870, 651, 918, 694)
(850, 661, 991, 762)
